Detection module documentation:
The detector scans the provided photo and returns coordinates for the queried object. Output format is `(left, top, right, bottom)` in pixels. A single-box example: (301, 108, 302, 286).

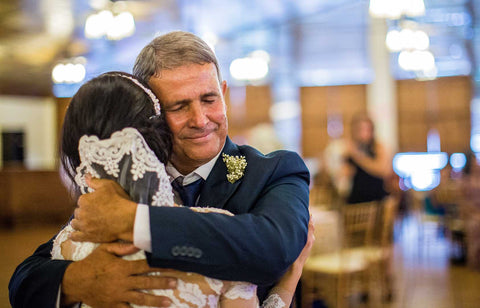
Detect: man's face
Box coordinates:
(149, 63, 228, 174)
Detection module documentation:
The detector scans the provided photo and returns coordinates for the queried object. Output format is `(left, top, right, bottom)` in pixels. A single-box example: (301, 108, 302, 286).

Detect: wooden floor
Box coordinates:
(0, 224, 62, 308)
(385, 215, 480, 308)
(1, 215, 480, 308)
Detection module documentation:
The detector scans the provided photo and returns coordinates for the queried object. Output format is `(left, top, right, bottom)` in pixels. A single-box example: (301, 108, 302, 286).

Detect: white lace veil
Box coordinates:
(74, 127, 174, 207)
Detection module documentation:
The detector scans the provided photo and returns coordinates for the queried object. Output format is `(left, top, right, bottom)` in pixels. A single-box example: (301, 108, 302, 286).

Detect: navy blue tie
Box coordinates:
(172, 178, 204, 207)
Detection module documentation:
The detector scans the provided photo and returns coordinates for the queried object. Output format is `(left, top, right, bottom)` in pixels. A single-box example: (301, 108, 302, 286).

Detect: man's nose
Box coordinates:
(189, 102, 208, 127)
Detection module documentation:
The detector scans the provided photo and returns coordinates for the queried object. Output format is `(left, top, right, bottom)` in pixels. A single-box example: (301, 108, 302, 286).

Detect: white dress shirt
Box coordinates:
(133, 150, 222, 252)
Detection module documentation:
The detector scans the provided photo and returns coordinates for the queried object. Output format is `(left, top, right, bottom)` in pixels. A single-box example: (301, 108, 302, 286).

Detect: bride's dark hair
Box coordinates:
(60, 71, 172, 191)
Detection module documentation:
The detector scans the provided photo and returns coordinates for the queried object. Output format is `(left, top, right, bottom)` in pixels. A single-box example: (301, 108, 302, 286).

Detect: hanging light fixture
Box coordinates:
(52, 57, 87, 84)
(84, 2, 136, 41)
(386, 28, 429, 52)
(383, 19, 436, 74)
(229, 50, 270, 82)
(369, 0, 425, 19)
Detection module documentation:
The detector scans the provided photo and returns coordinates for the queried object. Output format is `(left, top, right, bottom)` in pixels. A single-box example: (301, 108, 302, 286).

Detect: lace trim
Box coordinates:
(51, 223, 100, 261)
(223, 282, 257, 300)
(80, 284, 195, 308)
(205, 277, 224, 295)
(134, 289, 190, 308)
(207, 295, 218, 308)
(51, 225, 69, 260)
(261, 293, 286, 308)
(74, 127, 174, 207)
(177, 279, 207, 307)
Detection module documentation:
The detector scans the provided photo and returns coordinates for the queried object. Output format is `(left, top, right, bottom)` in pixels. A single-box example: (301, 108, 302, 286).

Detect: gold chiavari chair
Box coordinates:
(302, 202, 377, 307)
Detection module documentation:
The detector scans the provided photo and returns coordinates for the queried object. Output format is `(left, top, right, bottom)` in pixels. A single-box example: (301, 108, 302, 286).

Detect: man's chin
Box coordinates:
(186, 146, 220, 162)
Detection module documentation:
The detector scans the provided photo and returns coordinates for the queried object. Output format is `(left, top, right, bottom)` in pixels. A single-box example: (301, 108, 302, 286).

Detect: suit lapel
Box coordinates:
(198, 137, 243, 209)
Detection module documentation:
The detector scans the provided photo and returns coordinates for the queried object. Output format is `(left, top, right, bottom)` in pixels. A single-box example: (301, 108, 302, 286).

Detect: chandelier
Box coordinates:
(370, 0, 435, 76)
(84, 1, 135, 40)
(369, 0, 425, 19)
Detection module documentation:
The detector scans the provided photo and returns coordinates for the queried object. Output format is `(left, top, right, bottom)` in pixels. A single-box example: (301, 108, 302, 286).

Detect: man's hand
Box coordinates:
(61, 243, 177, 308)
(71, 175, 137, 243)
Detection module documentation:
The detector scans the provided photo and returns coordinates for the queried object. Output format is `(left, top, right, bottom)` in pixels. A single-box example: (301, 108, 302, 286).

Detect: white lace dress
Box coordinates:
(51, 128, 285, 308)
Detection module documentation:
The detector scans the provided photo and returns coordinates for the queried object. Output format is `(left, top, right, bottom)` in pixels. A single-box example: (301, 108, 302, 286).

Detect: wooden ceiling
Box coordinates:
(0, 0, 61, 96)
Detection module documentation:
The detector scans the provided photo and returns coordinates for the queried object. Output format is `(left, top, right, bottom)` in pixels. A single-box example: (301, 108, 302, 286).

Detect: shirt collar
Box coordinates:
(166, 144, 224, 186)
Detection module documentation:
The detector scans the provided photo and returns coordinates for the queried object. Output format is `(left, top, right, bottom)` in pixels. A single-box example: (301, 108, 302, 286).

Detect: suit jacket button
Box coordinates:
(179, 246, 188, 256)
(171, 246, 180, 256)
(194, 249, 202, 258)
(187, 247, 195, 257)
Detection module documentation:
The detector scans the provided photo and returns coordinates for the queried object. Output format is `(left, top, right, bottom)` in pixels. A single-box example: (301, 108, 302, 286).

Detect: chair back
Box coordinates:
(340, 202, 377, 248)
(379, 196, 399, 247)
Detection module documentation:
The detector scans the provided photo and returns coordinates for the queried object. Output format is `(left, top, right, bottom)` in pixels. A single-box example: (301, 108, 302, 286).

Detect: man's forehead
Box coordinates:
(153, 63, 218, 81)
(149, 70, 221, 100)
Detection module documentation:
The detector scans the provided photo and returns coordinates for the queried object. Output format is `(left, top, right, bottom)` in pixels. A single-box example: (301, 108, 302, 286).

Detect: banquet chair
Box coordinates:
(302, 202, 377, 308)
(350, 196, 399, 302)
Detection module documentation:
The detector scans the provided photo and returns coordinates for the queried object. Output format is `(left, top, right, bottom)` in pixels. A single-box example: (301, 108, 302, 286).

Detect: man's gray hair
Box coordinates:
(133, 31, 222, 83)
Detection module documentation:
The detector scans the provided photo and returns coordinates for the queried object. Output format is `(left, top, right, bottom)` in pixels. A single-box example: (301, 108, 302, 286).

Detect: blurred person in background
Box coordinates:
(342, 112, 392, 204)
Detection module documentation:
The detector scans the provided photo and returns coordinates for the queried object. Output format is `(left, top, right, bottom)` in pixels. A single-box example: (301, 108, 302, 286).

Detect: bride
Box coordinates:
(51, 72, 313, 308)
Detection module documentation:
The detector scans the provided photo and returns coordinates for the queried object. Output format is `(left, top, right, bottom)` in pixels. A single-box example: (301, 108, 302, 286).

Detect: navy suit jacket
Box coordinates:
(9, 137, 310, 307)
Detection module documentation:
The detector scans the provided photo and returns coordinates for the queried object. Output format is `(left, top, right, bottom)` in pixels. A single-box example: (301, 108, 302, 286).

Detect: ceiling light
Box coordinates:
(107, 11, 135, 40)
(85, 10, 114, 39)
(85, 9, 135, 40)
(369, 0, 425, 19)
(230, 55, 269, 81)
(52, 58, 87, 84)
(398, 50, 435, 71)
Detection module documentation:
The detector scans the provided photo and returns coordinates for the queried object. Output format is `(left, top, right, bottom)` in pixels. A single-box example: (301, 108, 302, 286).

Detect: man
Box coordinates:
(9, 31, 310, 307)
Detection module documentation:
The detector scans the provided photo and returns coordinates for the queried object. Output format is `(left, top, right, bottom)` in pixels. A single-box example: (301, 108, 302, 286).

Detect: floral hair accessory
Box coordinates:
(114, 74, 161, 116)
(222, 153, 247, 183)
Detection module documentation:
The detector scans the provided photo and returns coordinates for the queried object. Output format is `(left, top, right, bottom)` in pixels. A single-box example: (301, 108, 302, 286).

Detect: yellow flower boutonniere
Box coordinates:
(222, 153, 247, 183)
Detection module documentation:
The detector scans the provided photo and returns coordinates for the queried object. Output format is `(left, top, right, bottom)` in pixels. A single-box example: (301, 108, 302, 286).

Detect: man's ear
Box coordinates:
(221, 80, 227, 96)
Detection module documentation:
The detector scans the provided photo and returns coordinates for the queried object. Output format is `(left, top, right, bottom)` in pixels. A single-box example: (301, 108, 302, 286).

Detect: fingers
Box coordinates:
(122, 260, 181, 279)
(85, 173, 101, 190)
(123, 260, 168, 275)
(112, 304, 131, 308)
(84, 175, 130, 199)
(129, 275, 177, 290)
(69, 230, 87, 242)
(104, 242, 140, 256)
(76, 193, 93, 213)
(125, 291, 172, 308)
(70, 216, 80, 230)
(84, 174, 115, 192)
(69, 217, 86, 241)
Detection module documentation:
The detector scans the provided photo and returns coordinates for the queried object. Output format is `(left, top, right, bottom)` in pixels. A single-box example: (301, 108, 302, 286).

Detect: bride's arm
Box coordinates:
(52, 224, 77, 260)
(218, 281, 259, 308)
(261, 217, 315, 308)
(52, 224, 98, 261)
(218, 217, 315, 308)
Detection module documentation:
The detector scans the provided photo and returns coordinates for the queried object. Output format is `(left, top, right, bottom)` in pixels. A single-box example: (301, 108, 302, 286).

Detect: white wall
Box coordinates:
(0, 95, 57, 170)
